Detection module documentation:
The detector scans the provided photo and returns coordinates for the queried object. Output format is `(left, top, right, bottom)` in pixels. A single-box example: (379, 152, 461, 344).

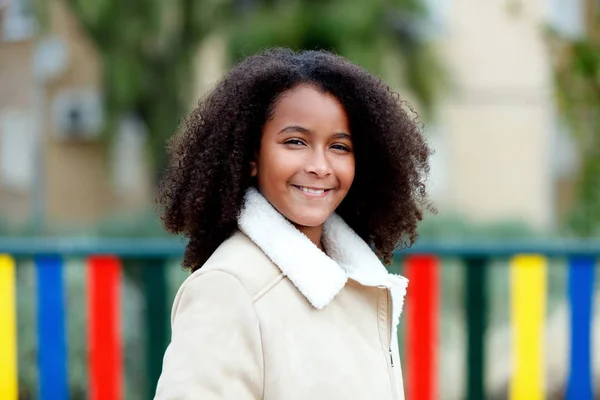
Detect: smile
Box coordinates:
(293, 186, 332, 197)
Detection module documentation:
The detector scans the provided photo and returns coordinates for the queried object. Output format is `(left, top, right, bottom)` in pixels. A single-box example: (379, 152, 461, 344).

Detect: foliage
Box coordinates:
(547, 17, 600, 237)
(0, 215, 41, 237)
(63, 0, 228, 177)
(91, 209, 169, 237)
(417, 213, 539, 240)
(227, 0, 448, 118)
(56, 0, 446, 178)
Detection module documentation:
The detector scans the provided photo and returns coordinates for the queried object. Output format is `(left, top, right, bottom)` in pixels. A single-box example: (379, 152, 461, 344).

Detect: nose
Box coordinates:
(304, 149, 333, 177)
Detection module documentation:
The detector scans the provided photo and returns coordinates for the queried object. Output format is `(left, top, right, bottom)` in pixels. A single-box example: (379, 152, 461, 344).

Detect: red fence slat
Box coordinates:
(88, 256, 122, 400)
(405, 255, 439, 400)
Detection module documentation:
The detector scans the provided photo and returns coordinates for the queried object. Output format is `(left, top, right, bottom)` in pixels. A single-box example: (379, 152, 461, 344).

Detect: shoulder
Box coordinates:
(179, 230, 283, 304)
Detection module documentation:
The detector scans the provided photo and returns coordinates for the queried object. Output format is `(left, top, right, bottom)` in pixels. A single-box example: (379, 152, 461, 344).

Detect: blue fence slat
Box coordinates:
(36, 256, 68, 400)
(566, 256, 595, 400)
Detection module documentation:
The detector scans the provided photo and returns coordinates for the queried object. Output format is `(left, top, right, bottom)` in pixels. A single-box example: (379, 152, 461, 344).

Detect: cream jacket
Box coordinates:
(154, 188, 409, 400)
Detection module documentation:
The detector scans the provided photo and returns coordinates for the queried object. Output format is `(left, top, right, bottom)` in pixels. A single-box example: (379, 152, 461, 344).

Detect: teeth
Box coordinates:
(299, 187, 325, 195)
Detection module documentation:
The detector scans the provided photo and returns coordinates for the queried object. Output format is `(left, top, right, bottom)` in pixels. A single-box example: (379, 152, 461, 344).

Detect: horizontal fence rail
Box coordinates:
(2, 237, 600, 257)
(0, 238, 598, 400)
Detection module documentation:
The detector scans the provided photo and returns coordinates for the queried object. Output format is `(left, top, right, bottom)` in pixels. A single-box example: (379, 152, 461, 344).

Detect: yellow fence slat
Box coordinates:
(0, 254, 17, 400)
(510, 254, 546, 400)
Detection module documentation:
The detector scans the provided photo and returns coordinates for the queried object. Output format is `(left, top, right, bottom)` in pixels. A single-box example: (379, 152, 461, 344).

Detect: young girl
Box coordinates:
(154, 48, 431, 400)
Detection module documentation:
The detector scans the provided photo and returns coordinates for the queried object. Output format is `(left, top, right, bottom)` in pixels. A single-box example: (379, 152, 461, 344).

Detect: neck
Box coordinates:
(294, 224, 324, 251)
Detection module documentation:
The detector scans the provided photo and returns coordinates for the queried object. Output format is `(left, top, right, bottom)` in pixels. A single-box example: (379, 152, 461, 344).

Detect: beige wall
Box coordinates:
(0, 40, 33, 109)
(0, 0, 150, 228)
(42, 0, 115, 225)
(434, 0, 555, 229)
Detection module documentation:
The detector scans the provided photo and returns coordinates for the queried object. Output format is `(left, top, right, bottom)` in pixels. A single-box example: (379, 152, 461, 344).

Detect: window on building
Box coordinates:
(424, 0, 450, 37)
(2, 0, 36, 42)
(424, 124, 450, 205)
(547, 0, 585, 38)
(111, 114, 149, 200)
(0, 109, 35, 191)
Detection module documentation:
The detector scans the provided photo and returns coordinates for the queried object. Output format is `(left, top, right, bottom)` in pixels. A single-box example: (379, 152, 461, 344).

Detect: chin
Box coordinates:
(289, 211, 331, 228)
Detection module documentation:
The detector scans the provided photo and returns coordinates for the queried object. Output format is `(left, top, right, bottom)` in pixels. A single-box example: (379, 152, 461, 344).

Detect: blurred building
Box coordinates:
(0, 0, 152, 231)
(426, 0, 586, 231)
(0, 0, 590, 233)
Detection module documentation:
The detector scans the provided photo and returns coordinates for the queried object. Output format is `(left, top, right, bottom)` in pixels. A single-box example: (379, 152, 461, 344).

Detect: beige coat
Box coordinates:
(154, 188, 409, 400)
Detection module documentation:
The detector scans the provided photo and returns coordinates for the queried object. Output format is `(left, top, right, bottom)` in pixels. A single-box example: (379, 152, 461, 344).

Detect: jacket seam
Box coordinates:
(252, 273, 285, 303)
(204, 269, 283, 397)
(179, 269, 266, 397)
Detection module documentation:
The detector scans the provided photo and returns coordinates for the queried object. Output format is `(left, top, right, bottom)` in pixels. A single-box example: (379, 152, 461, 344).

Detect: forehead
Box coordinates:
(270, 84, 349, 128)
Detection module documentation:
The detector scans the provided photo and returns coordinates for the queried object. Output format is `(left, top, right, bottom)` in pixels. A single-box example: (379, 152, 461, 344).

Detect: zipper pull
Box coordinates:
(389, 349, 394, 367)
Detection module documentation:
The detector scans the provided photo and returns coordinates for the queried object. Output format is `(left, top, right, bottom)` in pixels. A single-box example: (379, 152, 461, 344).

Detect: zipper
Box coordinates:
(385, 288, 398, 399)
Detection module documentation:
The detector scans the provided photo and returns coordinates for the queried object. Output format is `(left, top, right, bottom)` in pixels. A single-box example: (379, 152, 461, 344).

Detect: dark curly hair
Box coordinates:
(156, 48, 432, 272)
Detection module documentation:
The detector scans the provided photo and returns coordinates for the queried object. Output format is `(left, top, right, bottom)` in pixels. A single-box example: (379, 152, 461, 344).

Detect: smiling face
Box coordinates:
(252, 84, 355, 245)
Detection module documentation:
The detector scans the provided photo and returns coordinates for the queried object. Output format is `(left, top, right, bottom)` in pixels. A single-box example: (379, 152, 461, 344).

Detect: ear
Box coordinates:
(250, 149, 259, 177)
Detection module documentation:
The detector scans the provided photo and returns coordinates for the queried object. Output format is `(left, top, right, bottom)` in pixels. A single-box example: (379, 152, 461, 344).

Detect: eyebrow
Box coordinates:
(278, 125, 310, 135)
(332, 132, 352, 140)
(278, 125, 352, 139)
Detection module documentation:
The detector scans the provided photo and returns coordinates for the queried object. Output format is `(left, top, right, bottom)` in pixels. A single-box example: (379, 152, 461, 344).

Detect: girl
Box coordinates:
(154, 48, 432, 400)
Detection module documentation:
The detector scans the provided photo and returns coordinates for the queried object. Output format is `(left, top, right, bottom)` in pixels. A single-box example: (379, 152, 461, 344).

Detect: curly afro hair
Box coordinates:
(156, 48, 433, 272)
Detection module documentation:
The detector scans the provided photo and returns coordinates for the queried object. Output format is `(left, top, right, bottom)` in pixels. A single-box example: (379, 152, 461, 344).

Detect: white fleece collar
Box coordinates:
(238, 187, 408, 321)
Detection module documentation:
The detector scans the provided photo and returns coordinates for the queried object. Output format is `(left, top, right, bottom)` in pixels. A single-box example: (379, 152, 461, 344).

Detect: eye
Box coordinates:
(284, 139, 306, 146)
(331, 144, 352, 152)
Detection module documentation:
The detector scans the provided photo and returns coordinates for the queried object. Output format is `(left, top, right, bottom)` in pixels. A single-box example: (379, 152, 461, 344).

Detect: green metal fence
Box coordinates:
(0, 238, 598, 399)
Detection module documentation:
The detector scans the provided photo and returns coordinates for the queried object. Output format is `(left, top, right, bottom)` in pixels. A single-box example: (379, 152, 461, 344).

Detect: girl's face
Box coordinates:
(252, 84, 355, 240)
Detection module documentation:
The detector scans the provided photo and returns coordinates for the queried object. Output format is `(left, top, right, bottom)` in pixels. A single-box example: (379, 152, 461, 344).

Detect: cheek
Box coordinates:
(337, 157, 356, 190)
(257, 148, 296, 186)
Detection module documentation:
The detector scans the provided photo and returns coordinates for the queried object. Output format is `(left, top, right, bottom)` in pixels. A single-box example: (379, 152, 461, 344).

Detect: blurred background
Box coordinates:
(0, 0, 599, 399)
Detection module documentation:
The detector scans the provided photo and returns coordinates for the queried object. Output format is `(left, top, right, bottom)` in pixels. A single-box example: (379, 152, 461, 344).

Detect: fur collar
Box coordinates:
(238, 187, 408, 322)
